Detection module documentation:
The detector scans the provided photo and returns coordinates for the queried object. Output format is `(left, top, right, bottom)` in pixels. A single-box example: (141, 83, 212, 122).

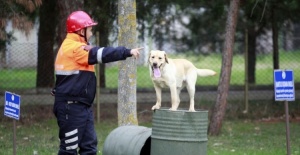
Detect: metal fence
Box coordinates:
(1, 36, 300, 120)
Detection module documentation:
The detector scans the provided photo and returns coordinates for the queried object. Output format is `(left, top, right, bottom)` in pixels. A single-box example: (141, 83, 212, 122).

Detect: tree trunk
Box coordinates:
(282, 20, 293, 51)
(294, 24, 300, 50)
(271, 3, 279, 69)
(117, 0, 138, 126)
(36, 0, 57, 88)
(247, 26, 256, 84)
(208, 0, 240, 136)
(56, 0, 84, 48)
(95, 0, 114, 88)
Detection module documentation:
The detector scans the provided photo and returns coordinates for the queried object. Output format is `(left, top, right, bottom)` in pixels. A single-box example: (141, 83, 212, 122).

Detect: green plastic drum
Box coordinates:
(151, 109, 208, 155)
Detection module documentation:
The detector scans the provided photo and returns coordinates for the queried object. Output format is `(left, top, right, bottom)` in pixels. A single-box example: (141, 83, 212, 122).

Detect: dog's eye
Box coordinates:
(151, 56, 155, 59)
(158, 57, 162, 60)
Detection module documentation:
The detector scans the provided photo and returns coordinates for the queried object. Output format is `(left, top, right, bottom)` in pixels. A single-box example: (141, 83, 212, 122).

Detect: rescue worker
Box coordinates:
(52, 11, 143, 155)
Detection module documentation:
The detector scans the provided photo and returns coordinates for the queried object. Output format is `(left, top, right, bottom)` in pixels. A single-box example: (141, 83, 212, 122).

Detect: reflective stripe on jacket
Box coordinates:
(54, 33, 132, 105)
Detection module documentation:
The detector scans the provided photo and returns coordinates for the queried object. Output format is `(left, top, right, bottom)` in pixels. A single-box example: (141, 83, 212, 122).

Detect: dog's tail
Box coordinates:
(197, 69, 217, 77)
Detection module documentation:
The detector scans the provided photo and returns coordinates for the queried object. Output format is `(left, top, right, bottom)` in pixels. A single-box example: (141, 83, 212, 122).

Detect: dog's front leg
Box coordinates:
(152, 85, 162, 110)
(169, 84, 179, 111)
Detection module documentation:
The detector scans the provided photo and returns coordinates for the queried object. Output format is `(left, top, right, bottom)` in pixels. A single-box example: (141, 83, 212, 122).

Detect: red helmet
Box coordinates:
(66, 11, 98, 33)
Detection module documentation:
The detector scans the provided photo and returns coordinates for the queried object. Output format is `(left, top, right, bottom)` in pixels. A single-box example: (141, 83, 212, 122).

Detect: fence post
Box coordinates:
(95, 31, 101, 123)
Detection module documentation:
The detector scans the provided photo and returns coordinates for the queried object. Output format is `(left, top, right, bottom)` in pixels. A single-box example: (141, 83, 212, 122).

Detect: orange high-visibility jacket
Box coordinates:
(53, 33, 132, 105)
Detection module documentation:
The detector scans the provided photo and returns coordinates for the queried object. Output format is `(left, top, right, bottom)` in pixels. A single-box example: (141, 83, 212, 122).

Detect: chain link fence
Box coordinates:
(1, 29, 300, 120)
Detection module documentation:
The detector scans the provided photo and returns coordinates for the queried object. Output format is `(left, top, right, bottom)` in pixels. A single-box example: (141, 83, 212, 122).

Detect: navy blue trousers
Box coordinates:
(53, 101, 97, 155)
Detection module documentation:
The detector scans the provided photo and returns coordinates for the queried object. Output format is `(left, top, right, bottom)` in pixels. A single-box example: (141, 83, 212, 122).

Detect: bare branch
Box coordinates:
(260, 0, 268, 22)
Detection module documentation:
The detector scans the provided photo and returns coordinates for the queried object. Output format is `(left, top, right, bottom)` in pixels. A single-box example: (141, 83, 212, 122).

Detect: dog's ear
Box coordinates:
(164, 53, 169, 64)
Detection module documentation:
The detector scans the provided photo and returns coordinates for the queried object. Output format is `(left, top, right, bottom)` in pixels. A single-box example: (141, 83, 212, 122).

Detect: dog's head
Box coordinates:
(148, 50, 168, 78)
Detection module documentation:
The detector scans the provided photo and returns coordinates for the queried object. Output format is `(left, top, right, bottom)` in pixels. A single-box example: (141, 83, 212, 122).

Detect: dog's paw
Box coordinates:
(189, 108, 196, 112)
(169, 107, 177, 111)
(152, 105, 161, 110)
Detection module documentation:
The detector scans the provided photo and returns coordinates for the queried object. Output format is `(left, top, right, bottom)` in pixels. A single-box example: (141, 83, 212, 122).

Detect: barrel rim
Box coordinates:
(154, 108, 209, 113)
(151, 135, 208, 142)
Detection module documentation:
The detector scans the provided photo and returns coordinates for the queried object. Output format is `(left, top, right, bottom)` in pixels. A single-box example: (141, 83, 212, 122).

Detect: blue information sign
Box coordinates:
(4, 91, 21, 120)
(274, 70, 295, 101)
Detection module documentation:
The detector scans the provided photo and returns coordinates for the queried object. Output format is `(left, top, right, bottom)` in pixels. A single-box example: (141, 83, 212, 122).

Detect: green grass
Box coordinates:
(207, 121, 300, 155)
(1, 51, 300, 89)
(82, 51, 300, 88)
(0, 68, 36, 89)
(0, 119, 299, 155)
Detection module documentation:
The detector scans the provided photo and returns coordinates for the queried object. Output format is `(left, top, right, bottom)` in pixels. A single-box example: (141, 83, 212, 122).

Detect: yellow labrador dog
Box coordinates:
(149, 50, 216, 111)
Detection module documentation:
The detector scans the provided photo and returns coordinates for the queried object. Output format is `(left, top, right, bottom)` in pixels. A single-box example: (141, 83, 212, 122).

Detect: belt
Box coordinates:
(66, 101, 91, 107)
(67, 101, 79, 104)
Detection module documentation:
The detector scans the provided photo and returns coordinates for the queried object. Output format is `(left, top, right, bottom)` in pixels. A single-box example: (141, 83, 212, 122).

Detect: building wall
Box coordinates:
(5, 21, 38, 68)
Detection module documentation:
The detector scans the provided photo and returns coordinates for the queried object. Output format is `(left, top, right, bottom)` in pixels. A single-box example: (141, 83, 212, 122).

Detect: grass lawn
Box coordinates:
(208, 121, 300, 155)
(1, 51, 300, 89)
(0, 117, 299, 155)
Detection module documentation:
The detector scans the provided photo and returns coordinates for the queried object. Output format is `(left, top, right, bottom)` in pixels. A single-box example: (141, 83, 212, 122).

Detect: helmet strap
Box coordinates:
(76, 28, 88, 44)
(84, 28, 88, 44)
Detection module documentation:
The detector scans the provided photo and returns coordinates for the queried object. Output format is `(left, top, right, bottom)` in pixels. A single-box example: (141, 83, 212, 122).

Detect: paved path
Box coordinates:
(1, 89, 297, 105)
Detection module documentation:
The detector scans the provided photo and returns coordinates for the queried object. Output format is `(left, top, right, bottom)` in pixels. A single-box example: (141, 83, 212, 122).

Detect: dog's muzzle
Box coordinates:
(152, 63, 162, 78)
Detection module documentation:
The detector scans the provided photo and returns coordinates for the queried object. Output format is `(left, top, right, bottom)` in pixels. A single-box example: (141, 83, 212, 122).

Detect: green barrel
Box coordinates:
(151, 109, 208, 155)
(102, 125, 152, 155)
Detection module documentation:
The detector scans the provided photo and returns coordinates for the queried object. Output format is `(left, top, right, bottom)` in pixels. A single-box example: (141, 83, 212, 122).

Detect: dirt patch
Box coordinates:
(0, 103, 155, 125)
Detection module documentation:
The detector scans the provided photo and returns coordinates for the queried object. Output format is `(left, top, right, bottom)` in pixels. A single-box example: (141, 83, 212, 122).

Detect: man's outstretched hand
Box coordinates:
(130, 47, 144, 59)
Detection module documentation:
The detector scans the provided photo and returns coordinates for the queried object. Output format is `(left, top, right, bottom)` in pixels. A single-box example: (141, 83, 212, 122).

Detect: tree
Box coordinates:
(269, 0, 300, 69)
(56, 0, 84, 47)
(136, 0, 227, 53)
(36, 0, 57, 88)
(271, 0, 279, 69)
(208, 0, 240, 136)
(240, 0, 300, 83)
(117, 0, 139, 126)
(36, 0, 83, 88)
(85, 0, 118, 88)
(0, 0, 41, 67)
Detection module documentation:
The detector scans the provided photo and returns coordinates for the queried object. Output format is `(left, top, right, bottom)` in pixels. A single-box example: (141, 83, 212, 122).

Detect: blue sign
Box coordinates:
(4, 91, 21, 120)
(274, 70, 295, 101)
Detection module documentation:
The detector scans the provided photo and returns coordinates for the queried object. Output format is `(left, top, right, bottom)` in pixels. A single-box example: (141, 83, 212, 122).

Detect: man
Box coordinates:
(52, 11, 143, 154)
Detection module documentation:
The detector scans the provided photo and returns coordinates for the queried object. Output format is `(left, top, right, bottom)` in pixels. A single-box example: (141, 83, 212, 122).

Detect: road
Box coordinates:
(1, 89, 296, 105)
